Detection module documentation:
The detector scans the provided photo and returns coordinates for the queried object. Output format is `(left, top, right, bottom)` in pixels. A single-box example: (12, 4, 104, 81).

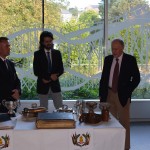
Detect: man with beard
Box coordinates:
(33, 31, 64, 110)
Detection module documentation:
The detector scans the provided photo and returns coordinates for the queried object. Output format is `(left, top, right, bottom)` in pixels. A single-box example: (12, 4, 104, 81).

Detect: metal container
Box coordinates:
(22, 103, 47, 121)
(54, 104, 73, 113)
(74, 100, 85, 117)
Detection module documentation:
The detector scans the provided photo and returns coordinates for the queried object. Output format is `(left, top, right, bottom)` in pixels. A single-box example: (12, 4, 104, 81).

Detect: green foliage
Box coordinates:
(79, 10, 100, 25)
(108, 22, 149, 64)
(132, 86, 150, 99)
(20, 78, 38, 100)
(99, 0, 148, 20)
(0, 0, 67, 34)
(20, 77, 150, 100)
(21, 77, 99, 100)
(21, 86, 38, 100)
(59, 19, 99, 72)
(69, 7, 79, 17)
(0, 0, 149, 100)
(62, 87, 99, 100)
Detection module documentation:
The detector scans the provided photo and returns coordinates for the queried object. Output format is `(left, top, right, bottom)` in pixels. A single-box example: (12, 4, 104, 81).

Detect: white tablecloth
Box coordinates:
(0, 114, 125, 150)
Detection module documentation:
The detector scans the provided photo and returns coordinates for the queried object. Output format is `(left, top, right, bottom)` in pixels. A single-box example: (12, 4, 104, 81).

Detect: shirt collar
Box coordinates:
(44, 49, 51, 53)
(0, 56, 6, 61)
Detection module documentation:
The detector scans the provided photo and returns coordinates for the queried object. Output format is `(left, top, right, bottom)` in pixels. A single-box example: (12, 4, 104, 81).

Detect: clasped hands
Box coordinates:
(42, 74, 58, 84)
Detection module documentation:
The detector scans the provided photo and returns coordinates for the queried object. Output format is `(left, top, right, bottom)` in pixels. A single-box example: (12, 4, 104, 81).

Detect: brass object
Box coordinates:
(22, 103, 47, 121)
(23, 107, 47, 113)
(86, 101, 97, 114)
(99, 102, 110, 122)
(79, 113, 101, 124)
(79, 101, 101, 124)
(36, 112, 75, 129)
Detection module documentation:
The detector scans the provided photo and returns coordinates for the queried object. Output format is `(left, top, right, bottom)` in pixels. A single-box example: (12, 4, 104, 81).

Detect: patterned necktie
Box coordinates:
(47, 52, 52, 73)
(112, 58, 119, 93)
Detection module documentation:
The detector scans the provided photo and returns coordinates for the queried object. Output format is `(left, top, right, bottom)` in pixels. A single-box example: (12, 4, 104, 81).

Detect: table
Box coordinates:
(0, 114, 125, 150)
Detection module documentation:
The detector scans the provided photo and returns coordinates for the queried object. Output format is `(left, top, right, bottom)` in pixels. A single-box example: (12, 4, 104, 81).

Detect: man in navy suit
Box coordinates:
(33, 31, 64, 110)
(0, 37, 21, 113)
(99, 39, 140, 150)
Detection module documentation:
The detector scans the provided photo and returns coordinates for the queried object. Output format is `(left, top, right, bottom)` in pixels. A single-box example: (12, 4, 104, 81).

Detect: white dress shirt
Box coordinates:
(109, 53, 123, 88)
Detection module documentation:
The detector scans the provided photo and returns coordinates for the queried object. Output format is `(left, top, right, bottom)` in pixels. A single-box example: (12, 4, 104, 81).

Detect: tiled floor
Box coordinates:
(131, 122, 150, 150)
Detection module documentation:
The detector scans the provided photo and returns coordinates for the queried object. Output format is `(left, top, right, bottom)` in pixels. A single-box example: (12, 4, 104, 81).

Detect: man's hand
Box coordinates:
(42, 79, 51, 84)
(11, 89, 20, 100)
(50, 74, 58, 81)
(99, 97, 102, 103)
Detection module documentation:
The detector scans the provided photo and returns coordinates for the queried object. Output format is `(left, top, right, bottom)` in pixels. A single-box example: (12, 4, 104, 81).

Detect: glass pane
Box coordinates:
(108, 0, 150, 99)
(0, 0, 104, 100)
(59, 0, 104, 99)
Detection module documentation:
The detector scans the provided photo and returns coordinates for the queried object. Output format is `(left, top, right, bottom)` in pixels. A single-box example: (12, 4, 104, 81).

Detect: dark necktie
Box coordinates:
(47, 52, 52, 73)
(112, 58, 119, 93)
(4, 59, 8, 69)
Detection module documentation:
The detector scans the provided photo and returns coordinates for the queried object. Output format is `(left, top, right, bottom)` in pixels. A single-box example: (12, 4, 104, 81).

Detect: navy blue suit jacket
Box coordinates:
(99, 53, 140, 107)
(33, 49, 64, 94)
(0, 58, 21, 112)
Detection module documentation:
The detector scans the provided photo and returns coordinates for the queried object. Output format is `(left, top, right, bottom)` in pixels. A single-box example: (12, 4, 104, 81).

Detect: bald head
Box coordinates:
(0, 37, 10, 59)
(111, 39, 124, 58)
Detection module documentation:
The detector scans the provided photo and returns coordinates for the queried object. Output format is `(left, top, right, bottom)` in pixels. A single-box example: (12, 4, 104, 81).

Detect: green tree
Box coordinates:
(99, 0, 148, 20)
(79, 10, 100, 25)
(69, 7, 79, 17)
(0, 0, 68, 34)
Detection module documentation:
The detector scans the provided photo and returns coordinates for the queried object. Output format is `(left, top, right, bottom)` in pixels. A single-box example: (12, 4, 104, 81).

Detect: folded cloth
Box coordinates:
(0, 114, 11, 122)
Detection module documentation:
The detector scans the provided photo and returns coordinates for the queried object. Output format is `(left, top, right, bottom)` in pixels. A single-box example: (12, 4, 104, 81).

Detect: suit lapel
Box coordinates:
(119, 53, 126, 81)
(40, 49, 54, 62)
(51, 50, 54, 66)
(0, 58, 8, 73)
(40, 50, 52, 73)
(108, 55, 113, 72)
(41, 49, 47, 58)
(40, 50, 48, 64)
(6, 60, 16, 80)
(0, 59, 13, 84)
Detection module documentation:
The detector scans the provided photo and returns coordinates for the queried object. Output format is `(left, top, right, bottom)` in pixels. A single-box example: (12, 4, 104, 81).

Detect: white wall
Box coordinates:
(130, 99, 150, 122)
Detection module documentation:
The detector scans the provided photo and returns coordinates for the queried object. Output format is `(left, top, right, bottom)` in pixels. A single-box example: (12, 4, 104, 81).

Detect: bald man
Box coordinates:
(99, 39, 140, 150)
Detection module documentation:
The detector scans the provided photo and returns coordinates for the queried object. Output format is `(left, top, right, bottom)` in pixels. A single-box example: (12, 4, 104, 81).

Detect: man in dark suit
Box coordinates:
(99, 39, 140, 150)
(33, 31, 64, 110)
(0, 37, 21, 113)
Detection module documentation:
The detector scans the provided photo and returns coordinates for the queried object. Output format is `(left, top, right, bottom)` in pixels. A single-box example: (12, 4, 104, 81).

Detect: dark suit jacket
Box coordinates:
(0, 58, 21, 112)
(33, 49, 64, 94)
(99, 53, 140, 107)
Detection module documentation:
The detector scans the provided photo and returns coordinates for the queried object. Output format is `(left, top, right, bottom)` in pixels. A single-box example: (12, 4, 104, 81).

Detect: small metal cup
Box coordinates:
(74, 100, 85, 117)
(2, 100, 19, 117)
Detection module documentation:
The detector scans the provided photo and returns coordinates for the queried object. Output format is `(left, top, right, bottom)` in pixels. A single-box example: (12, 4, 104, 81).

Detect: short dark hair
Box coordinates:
(111, 39, 124, 47)
(39, 31, 53, 50)
(0, 37, 9, 43)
